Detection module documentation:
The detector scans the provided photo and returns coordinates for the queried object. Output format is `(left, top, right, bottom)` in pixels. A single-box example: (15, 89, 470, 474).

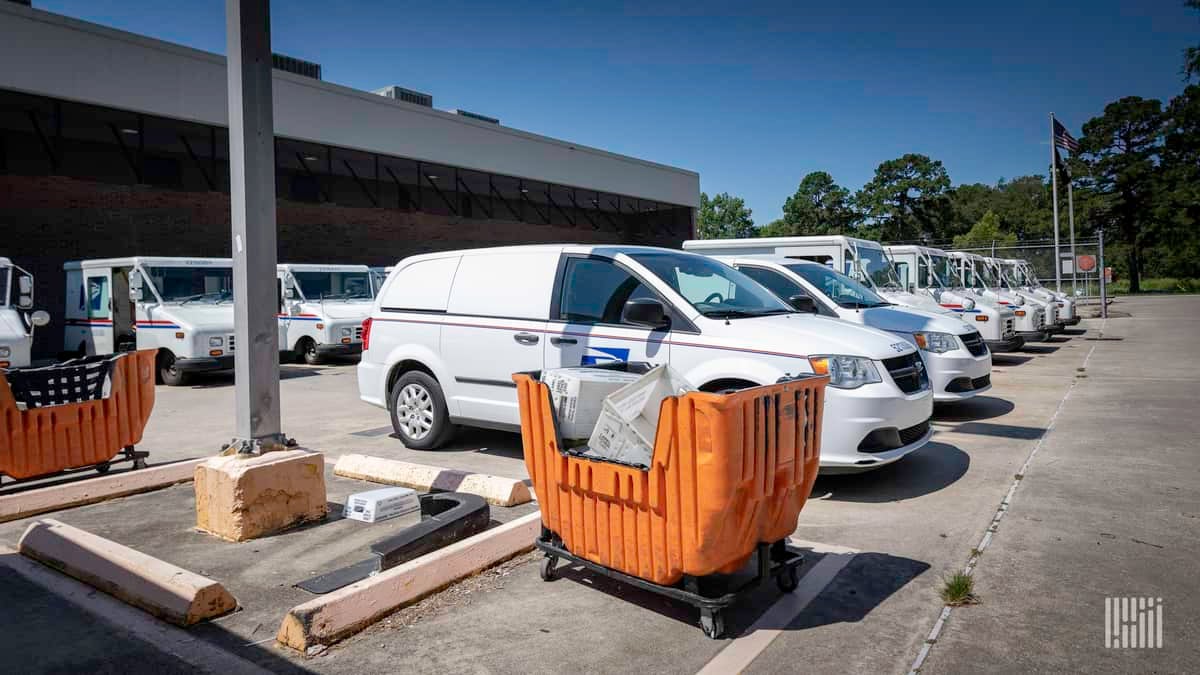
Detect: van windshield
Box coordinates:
(851, 244, 903, 291)
(0, 266, 9, 308)
(293, 271, 374, 301)
(972, 259, 998, 289)
(147, 266, 234, 304)
(785, 264, 889, 309)
(627, 251, 793, 319)
(927, 254, 958, 288)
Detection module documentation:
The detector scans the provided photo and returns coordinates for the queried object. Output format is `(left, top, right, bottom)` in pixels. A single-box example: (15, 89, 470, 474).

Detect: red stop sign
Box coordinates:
(1077, 255, 1097, 272)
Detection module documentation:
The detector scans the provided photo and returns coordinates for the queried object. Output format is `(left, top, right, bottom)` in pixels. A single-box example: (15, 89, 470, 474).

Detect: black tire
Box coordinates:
(298, 338, 322, 365)
(132, 458, 148, 470)
(95, 461, 111, 474)
(157, 350, 188, 386)
(388, 371, 455, 450)
(777, 565, 800, 593)
(539, 555, 558, 582)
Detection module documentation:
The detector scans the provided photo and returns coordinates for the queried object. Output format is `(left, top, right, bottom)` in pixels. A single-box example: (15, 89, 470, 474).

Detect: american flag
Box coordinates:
(1053, 119, 1080, 152)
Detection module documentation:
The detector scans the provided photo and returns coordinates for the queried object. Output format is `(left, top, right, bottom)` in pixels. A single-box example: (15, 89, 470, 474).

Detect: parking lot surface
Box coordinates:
(1, 296, 1195, 673)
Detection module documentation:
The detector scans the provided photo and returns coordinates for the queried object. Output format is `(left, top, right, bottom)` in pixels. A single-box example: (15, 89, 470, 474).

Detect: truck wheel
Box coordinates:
(297, 338, 322, 365)
(157, 350, 188, 386)
(389, 371, 455, 450)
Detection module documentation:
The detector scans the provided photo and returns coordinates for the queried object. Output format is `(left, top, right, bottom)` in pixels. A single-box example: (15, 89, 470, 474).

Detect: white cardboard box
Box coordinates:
(345, 486, 420, 523)
(541, 367, 642, 442)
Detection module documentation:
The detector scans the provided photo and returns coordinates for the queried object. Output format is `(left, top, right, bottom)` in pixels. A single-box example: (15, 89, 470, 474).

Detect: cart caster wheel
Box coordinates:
(540, 556, 558, 582)
(95, 462, 111, 475)
(700, 611, 725, 639)
(132, 458, 148, 470)
(777, 566, 800, 593)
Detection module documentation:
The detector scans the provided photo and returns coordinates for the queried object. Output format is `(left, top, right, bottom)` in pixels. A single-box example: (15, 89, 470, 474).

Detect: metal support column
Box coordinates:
(225, 0, 286, 453)
(1098, 227, 1108, 320)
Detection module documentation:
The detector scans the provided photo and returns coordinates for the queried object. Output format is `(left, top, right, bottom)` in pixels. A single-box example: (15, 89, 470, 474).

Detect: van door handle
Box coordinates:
(513, 332, 540, 346)
(550, 336, 577, 346)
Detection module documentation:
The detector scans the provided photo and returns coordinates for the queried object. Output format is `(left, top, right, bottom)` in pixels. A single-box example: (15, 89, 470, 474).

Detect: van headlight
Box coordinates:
(808, 355, 882, 389)
(961, 297, 976, 310)
(0, 346, 10, 358)
(1012, 294, 1025, 305)
(340, 327, 352, 337)
(913, 332, 958, 353)
(208, 336, 224, 347)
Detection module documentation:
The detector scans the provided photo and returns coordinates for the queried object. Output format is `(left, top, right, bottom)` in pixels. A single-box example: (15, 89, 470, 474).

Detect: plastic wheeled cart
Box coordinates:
(1, 350, 157, 486)
(514, 363, 828, 639)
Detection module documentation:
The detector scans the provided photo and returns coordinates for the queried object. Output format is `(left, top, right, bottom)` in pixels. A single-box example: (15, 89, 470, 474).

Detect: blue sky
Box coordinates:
(39, 0, 1198, 224)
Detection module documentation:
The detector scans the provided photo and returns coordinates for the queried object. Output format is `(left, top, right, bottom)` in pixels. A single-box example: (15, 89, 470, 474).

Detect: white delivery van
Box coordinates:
(360, 245, 935, 473)
(277, 264, 374, 364)
(710, 255, 993, 401)
(885, 245, 1025, 353)
(64, 257, 237, 385)
(0, 257, 50, 369)
(980, 255, 1061, 332)
(949, 252, 1047, 342)
(1004, 259, 1078, 325)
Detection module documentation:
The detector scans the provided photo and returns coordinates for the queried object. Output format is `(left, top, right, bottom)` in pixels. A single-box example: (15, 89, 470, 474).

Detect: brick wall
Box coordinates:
(0, 175, 691, 356)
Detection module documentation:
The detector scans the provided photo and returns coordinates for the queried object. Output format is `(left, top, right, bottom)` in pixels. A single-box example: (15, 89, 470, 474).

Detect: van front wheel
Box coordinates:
(389, 371, 455, 450)
(157, 350, 188, 387)
(297, 338, 322, 365)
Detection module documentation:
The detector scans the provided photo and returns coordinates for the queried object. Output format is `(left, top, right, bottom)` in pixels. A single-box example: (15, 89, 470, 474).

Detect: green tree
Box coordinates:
(947, 183, 998, 238)
(756, 218, 790, 237)
(854, 154, 952, 241)
(1152, 85, 1200, 278)
(951, 210, 1017, 249)
(777, 172, 858, 236)
(696, 191, 756, 239)
(1076, 96, 1165, 293)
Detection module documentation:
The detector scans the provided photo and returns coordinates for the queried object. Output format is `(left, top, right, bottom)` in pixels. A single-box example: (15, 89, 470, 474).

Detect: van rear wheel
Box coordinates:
(389, 371, 455, 450)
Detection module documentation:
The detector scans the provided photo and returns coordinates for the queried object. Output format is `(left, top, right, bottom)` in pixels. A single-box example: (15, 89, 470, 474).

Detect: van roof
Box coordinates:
(278, 263, 370, 272)
(884, 244, 949, 256)
(709, 254, 821, 267)
(391, 243, 690, 267)
(63, 256, 232, 270)
(0, 257, 11, 267)
(683, 235, 882, 251)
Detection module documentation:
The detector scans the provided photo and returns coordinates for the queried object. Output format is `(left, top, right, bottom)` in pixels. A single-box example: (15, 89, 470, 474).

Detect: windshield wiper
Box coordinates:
(839, 301, 889, 309)
(702, 308, 791, 319)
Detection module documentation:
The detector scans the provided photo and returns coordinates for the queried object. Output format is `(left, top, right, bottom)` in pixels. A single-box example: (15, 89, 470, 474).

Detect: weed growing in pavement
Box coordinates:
(940, 572, 980, 606)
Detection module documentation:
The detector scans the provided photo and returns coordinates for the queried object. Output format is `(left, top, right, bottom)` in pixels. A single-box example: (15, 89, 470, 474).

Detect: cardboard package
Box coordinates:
(585, 365, 695, 467)
(541, 367, 642, 443)
(344, 486, 420, 523)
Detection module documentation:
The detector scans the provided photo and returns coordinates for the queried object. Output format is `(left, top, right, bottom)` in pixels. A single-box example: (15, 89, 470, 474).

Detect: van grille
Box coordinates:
(961, 331, 988, 357)
(354, 326, 363, 342)
(1004, 319, 1015, 337)
(898, 418, 931, 446)
(227, 334, 236, 352)
(882, 353, 929, 394)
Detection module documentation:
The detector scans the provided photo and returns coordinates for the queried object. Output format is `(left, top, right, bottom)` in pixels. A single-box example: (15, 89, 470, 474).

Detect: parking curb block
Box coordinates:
(0, 459, 204, 524)
(333, 453, 532, 507)
(18, 518, 237, 626)
(277, 510, 541, 651)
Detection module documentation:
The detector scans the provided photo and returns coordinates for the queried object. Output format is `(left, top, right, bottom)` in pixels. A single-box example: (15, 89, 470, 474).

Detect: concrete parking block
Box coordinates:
(17, 519, 237, 627)
(277, 510, 540, 651)
(0, 459, 203, 524)
(194, 449, 327, 542)
(333, 453, 532, 507)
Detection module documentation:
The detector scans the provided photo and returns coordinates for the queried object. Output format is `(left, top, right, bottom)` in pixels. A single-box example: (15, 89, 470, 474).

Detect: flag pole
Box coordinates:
(1067, 174, 1077, 295)
(1050, 113, 1062, 292)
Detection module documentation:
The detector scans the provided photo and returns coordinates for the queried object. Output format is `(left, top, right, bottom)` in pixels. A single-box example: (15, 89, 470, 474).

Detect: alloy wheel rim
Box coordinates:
(397, 383, 435, 440)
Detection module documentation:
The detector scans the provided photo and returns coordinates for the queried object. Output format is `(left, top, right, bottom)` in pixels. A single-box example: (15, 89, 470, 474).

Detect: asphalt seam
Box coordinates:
(907, 318, 1106, 674)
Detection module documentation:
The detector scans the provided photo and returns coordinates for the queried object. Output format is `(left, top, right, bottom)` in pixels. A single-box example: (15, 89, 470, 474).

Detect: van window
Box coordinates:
(446, 250, 559, 319)
(558, 258, 656, 324)
(87, 276, 110, 318)
(737, 265, 807, 301)
(381, 256, 461, 311)
(895, 262, 910, 291)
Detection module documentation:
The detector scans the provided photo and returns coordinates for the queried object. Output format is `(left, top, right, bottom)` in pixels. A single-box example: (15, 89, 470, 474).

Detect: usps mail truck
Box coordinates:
(0, 257, 50, 369)
(277, 264, 374, 364)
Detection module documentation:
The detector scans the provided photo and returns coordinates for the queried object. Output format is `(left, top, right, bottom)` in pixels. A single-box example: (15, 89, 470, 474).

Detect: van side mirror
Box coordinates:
(622, 298, 670, 329)
(284, 285, 297, 301)
(30, 310, 50, 328)
(129, 270, 144, 302)
(788, 295, 817, 313)
(16, 275, 33, 309)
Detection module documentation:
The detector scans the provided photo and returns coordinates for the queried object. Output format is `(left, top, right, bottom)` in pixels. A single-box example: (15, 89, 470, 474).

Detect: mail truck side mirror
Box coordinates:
(622, 298, 670, 329)
(16, 275, 33, 309)
(788, 295, 818, 313)
(30, 310, 50, 327)
(129, 270, 144, 302)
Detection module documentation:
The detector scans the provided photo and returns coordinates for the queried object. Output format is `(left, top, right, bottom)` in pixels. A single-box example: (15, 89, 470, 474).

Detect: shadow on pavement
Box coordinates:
(1021, 345, 1060, 355)
(811, 442, 968, 503)
(185, 365, 327, 389)
(991, 354, 1034, 366)
(784, 552, 931, 630)
(933, 395, 1014, 422)
(944, 421, 1046, 440)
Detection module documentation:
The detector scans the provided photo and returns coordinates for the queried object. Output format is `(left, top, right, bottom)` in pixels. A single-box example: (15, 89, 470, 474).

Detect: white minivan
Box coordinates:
(277, 264, 374, 364)
(359, 245, 935, 473)
(1, 257, 50, 369)
(64, 257, 239, 385)
(709, 255, 993, 402)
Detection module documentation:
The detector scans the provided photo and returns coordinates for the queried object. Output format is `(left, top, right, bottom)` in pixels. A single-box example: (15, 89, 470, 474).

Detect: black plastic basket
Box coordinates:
(2, 354, 122, 409)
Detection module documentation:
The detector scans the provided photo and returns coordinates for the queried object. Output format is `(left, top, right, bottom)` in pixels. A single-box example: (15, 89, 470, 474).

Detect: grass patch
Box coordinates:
(940, 572, 980, 606)
(1108, 277, 1200, 295)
